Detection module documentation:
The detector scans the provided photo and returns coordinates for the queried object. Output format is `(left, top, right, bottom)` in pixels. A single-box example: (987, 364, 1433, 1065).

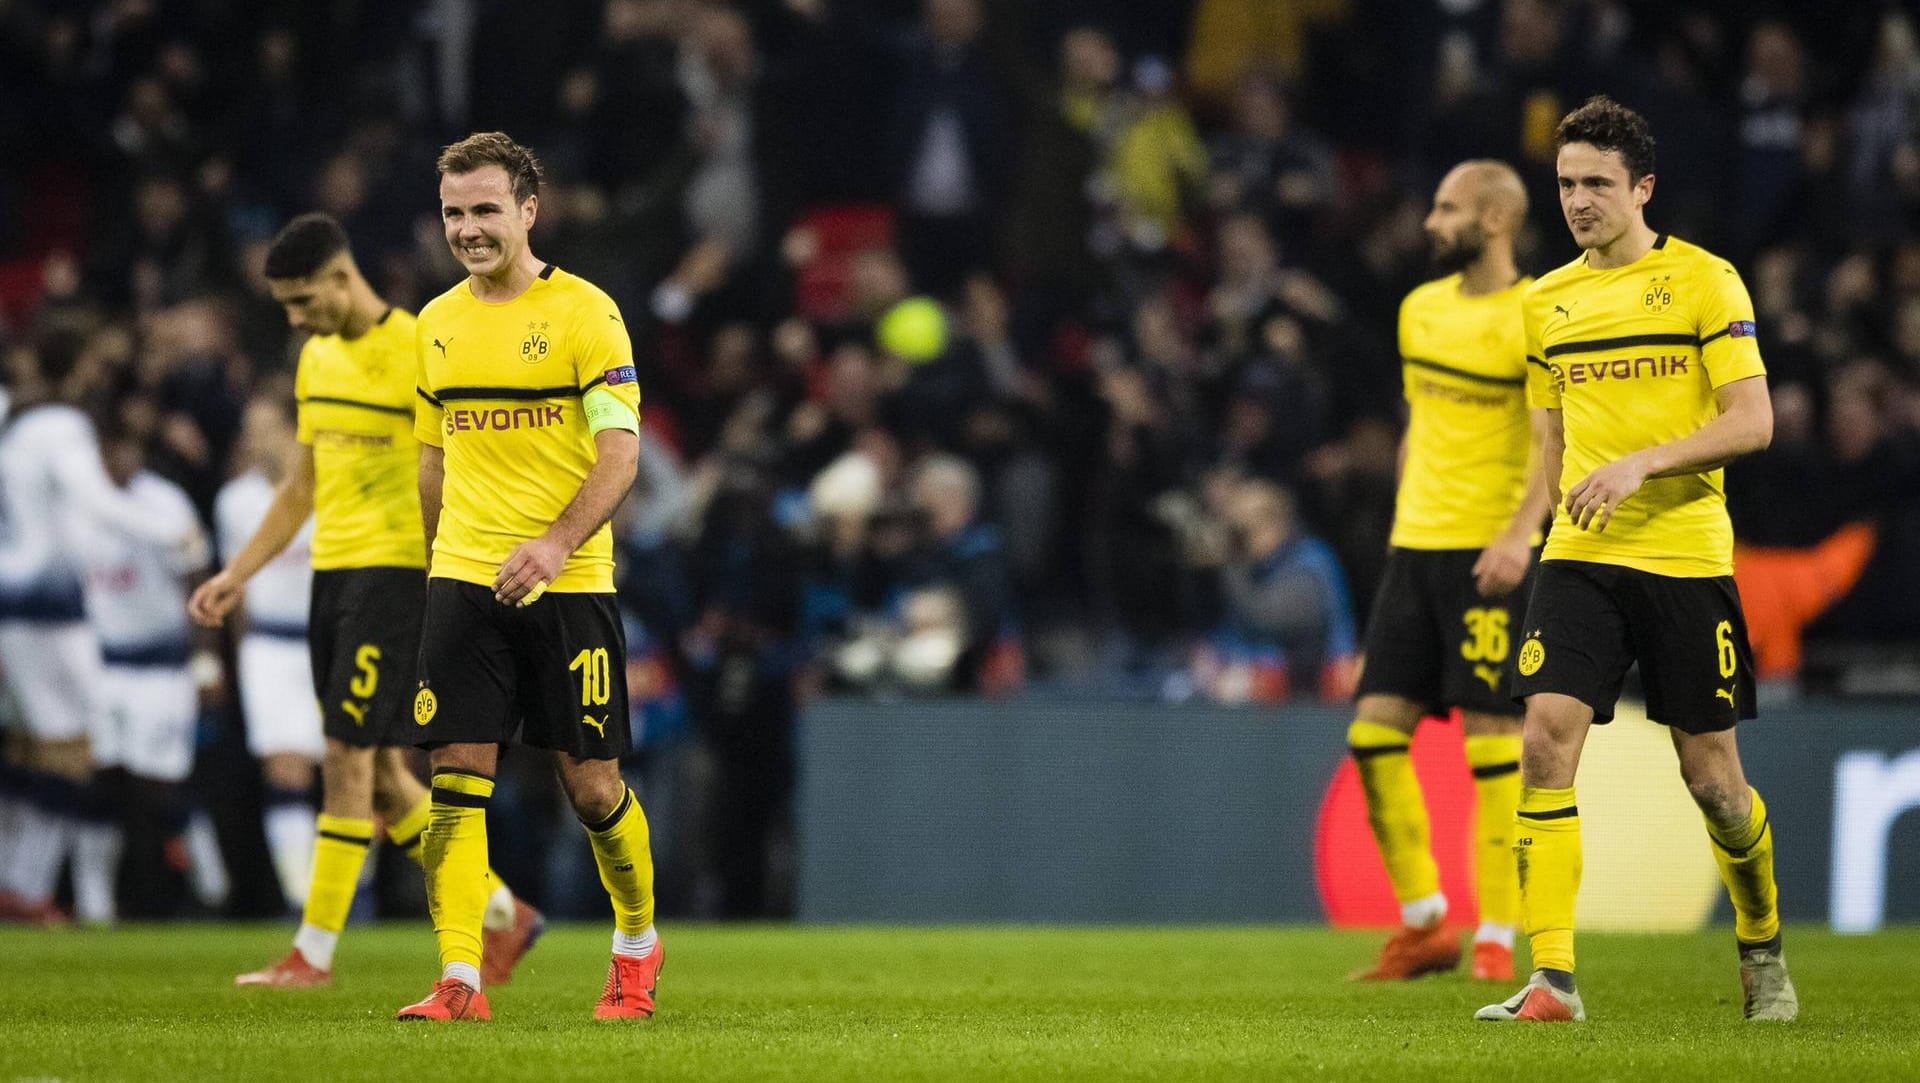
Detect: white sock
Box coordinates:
(292, 924, 340, 971)
(0, 794, 22, 877)
(264, 802, 316, 909)
(442, 961, 482, 990)
(9, 803, 74, 903)
(184, 810, 230, 908)
(1475, 921, 1515, 949)
(1400, 893, 1448, 929)
(70, 821, 123, 923)
(483, 883, 515, 931)
(612, 924, 658, 959)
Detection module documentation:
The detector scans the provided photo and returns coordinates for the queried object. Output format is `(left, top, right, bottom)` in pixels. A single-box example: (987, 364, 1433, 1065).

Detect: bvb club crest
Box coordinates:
(414, 686, 438, 725)
(521, 330, 549, 363)
(1518, 637, 1545, 677)
(1643, 276, 1673, 313)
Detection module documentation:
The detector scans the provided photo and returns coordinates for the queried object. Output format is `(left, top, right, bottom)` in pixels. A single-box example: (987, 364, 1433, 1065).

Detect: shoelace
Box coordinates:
(433, 980, 471, 1015)
(599, 962, 623, 1007)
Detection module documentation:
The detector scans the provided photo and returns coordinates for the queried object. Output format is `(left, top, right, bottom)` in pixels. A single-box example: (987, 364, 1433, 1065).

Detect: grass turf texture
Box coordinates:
(1, 925, 1915, 1081)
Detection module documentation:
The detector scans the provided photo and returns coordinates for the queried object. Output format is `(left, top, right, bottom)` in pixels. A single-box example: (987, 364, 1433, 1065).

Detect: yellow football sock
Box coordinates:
(390, 793, 507, 923)
(1515, 784, 1581, 972)
(584, 787, 656, 936)
(1349, 720, 1439, 908)
(1464, 734, 1523, 930)
(301, 814, 373, 934)
(387, 796, 432, 862)
(1705, 786, 1780, 947)
(423, 770, 493, 975)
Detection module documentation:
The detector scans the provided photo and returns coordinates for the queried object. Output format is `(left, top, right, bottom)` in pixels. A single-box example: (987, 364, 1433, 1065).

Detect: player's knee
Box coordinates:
(1353, 695, 1421, 732)
(1681, 771, 1749, 829)
(1459, 710, 1522, 737)
(428, 742, 498, 778)
(31, 737, 92, 780)
(373, 746, 420, 790)
(322, 741, 376, 797)
(558, 759, 624, 822)
(261, 752, 315, 792)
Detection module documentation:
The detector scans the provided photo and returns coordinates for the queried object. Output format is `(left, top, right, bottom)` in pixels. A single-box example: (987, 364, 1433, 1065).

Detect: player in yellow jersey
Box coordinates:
(1477, 97, 1795, 1024)
(189, 215, 543, 989)
(397, 133, 660, 1023)
(1346, 161, 1550, 984)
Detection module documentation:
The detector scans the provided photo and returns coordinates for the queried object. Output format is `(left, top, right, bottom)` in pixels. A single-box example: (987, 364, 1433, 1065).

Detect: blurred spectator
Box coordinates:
(900, 453, 1022, 694)
(1103, 55, 1209, 257)
(1736, 22, 1809, 257)
(1181, 477, 1355, 703)
(886, 0, 1012, 297)
(681, 455, 805, 917)
(1208, 69, 1337, 246)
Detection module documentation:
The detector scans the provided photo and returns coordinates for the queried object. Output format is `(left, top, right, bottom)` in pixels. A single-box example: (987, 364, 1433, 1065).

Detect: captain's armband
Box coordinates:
(582, 386, 639, 435)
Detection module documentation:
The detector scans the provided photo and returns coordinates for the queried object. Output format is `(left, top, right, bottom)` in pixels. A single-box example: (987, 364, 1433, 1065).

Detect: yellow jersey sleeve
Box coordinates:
(571, 301, 641, 431)
(294, 344, 316, 441)
(1694, 260, 1766, 389)
(296, 309, 426, 570)
(1388, 275, 1534, 550)
(414, 318, 446, 450)
(1524, 289, 1560, 410)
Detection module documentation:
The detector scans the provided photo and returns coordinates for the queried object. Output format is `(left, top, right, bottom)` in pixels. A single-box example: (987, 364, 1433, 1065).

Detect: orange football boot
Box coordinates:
(1514, 985, 1580, 1021)
(482, 897, 546, 986)
(1475, 971, 1586, 1022)
(1350, 923, 1461, 981)
(593, 940, 664, 1020)
(235, 948, 332, 988)
(396, 979, 491, 1022)
(0, 890, 70, 927)
(1471, 940, 1514, 981)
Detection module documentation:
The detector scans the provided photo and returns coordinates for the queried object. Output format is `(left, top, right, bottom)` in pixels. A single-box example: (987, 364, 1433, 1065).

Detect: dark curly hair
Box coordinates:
(437, 131, 544, 205)
(1555, 95, 1656, 181)
(263, 213, 350, 281)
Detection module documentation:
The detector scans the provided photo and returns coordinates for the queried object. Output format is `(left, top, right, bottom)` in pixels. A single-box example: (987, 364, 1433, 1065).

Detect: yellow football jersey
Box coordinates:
(295, 308, 428, 571)
(1391, 273, 1534, 550)
(414, 266, 641, 593)
(1524, 235, 1766, 576)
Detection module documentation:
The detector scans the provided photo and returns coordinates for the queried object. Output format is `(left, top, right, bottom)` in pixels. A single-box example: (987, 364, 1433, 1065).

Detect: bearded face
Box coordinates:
(1428, 219, 1488, 276)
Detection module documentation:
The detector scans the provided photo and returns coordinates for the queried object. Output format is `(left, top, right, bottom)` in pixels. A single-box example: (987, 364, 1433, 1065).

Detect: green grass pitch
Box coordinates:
(2, 924, 1916, 1081)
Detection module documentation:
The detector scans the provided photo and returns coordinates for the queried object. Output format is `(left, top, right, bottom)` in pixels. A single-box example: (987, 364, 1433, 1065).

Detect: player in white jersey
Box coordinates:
(0, 338, 197, 924)
(215, 391, 323, 908)
(79, 411, 213, 923)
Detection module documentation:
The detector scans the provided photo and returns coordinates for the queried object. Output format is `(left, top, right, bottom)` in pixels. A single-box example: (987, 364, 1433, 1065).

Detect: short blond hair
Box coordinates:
(437, 131, 544, 204)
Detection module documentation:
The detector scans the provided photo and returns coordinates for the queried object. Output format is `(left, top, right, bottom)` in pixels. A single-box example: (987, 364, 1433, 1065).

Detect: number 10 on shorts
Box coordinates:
(570, 647, 612, 707)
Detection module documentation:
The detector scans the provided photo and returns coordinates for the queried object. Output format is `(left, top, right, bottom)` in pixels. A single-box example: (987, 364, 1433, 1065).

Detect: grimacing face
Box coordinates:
(1556, 141, 1654, 252)
(440, 164, 536, 279)
(267, 260, 353, 336)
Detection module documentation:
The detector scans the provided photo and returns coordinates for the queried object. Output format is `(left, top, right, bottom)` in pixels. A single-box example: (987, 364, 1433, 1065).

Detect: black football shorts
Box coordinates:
(412, 578, 630, 759)
(309, 566, 427, 747)
(1510, 559, 1757, 733)
(1355, 546, 1537, 717)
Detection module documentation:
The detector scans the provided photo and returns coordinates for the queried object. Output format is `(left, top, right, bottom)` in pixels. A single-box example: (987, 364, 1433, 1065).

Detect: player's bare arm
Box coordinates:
(1564, 375, 1772, 531)
(492, 428, 639, 605)
(188, 443, 317, 625)
(1539, 407, 1566, 518)
(1473, 407, 1553, 596)
(418, 442, 445, 566)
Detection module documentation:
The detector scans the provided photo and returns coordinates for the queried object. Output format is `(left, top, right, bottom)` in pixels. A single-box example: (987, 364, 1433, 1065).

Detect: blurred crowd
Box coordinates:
(2, 0, 1919, 918)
